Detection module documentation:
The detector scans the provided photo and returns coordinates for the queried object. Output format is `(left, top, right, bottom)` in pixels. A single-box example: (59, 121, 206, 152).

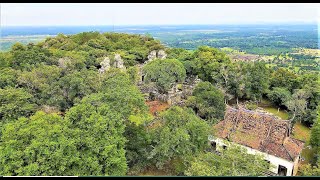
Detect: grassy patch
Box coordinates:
(300, 147, 317, 165)
(258, 99, 289, 120)
(292, 122, 311, 144)
(137, 164, 172, 176)
(138, 169, 169, 176)
(291, 122, 314, 165)
(262, 107, 289, 120)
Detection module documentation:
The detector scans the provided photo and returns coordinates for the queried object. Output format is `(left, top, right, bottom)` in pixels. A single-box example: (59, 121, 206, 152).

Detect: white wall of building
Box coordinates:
(208, 135, 295, 176)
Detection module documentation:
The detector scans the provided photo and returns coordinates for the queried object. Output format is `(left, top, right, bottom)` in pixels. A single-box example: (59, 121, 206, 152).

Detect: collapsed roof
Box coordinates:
(214, 106, 305, 161)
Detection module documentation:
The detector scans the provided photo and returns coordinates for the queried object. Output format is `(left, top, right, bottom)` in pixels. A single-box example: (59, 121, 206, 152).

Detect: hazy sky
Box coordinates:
(1, 3, 319, 26)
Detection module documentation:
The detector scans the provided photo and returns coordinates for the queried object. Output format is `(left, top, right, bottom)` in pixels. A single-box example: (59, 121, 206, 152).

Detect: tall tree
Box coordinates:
(149, 106, 210, 173)
(0, 87, 37, 122)
(0, 111, 79, 176)
(143, 59, 186, 93)
(185, 146, 271, 176)
(65, 95, 128, 176)
(186, 81, 226, 123)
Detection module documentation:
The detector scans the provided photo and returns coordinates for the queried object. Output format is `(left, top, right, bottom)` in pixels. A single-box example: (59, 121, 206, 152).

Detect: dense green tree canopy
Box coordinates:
(65, 96, 128, 176)
(0, 31, 319, 176)
(267, 87, 292, 107)
(185, 146, 271, 176)
(192, 46, 231, 83)
(143, 59, 186, 93)
(0, 87, 37, 122)
(270, 68, 300, 93)
(0, 111, 79, 176)
(149, 106, 210, 171)
(187, 81, 226, 123)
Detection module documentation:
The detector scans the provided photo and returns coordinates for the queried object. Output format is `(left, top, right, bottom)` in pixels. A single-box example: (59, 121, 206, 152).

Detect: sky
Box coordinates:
(1, 3, 320, 26)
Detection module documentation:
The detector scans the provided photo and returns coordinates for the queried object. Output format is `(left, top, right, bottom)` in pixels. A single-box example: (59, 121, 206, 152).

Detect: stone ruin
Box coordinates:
(98, 54, 125, 74)
(157, 50, 167, 59)
(145, 49, 167, 64)
(147, 50, 157, 61)
(139, 75, 201, 105)
(113, 53, 126, 70)
(98, 57, 111, 74)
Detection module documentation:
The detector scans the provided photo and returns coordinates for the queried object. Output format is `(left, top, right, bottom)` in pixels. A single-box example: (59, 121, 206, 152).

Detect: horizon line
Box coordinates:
(1, 22, 318, 27)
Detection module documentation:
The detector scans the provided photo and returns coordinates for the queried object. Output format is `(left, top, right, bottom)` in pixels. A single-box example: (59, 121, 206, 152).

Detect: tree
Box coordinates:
(149, 106, 210, 172)
(267, 87, 291, 107)
(17, 64, 61, 105)
(186, 81, 226, 123)
(99, 68, 150, 121)
(310, 108, 320, 147)
(192, 46, 231, 83)
(300, 163, 320, 176)
(0, 111, 79, 176)
(143, 59, 186, 93)
(270, 68, 300, 93)
(0, 87, 37, 122)
(285, 89, 310, 123)
(88, 69, 153, 171)
(244, 62, 270, 101)
(49, 69, 99, 111)
(185, 146, 271, 176)
(10, 43, 52, 70)
(65, 95, 128, 176)
(127, 66, 140, 85)
(0, 68, 18, 88)
(225, 62, 247, 103)
(299, 72, 320, 125)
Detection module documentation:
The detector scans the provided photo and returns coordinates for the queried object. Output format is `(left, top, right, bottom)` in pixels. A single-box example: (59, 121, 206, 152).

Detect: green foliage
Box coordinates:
(192, 46, 231, 83)
(0, 87, 37, 122)
(38, 69, 95, 111)
(267, 87, 291, 107)
(127, 66, 140, 85)
(310, 108, 320, 147)
(300, 163, 320, 176)
(245, 102, 258, 110)
(100, 68, 150, 120)
(81, 69, 152, 172)
(149, 106, 210, 171)
(270, 68, 300, 93)
(187, 81, 226, 123)
(285, 89, 310, 123)
(65, 95, 128, 176)
(0, 111, 79, 176)
(10, 43, 52, 70)
(185, 146, 271, 176)
(143, 59, 186, 93)
(0, 68, 18, 88)
(242, 62, 270, 101)
(0, 52, 13, 68)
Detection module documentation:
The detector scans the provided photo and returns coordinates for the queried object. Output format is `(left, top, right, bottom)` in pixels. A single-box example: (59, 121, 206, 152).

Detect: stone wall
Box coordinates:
(139, 75, 200, 105)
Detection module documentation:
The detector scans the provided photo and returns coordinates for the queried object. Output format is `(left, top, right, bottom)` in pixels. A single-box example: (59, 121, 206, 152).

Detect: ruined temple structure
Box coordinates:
(98, 54, 126, 74)
(145, 49, 167, 64)
(98, 57, 111, 74)
(113, 53, 126, 70)
(209, 106, 305, 176)
(136, 49, 200, 105)
(139, 75, 201, 105)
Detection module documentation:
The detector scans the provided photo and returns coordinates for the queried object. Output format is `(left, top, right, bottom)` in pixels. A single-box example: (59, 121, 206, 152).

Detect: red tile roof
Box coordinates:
(214, 106, 305, 161)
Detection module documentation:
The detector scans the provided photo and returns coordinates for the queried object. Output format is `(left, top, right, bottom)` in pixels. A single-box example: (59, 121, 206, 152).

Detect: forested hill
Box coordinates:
(0, 32, 319, 176)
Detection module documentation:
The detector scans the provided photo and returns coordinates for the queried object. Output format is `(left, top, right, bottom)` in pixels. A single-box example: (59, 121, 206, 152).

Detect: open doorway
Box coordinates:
(210, 141, 217, 150)
(278, 165, 287, 176)
(222, 145, 227, 150)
